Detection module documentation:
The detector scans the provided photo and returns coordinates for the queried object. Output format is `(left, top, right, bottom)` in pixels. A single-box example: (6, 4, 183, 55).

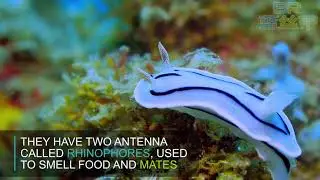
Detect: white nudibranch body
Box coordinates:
(134, 42, 302, 180)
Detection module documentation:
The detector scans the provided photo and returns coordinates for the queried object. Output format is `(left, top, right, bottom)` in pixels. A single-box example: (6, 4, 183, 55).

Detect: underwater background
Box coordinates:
(0, 0, 320, 179)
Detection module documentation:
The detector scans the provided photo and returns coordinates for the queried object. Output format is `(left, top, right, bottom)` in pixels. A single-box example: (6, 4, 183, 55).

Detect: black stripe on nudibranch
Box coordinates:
(186, 106, 238, 127)
(245, 92, 264, 100)
(150, 86, 289, 135)
(246, 92, 290, 135)
(265, 142, 291, 172)
(154, 73, 181, 79)
(185, 106, 290, 172)
(174, 69, 248, 90)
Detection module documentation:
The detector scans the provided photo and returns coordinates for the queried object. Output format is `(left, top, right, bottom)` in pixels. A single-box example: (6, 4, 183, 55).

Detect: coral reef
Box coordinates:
(0, 0, 319, 179)
(38, 47, 271, 179)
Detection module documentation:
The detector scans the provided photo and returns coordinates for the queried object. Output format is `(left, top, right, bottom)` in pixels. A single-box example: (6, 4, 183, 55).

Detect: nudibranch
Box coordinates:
(252, 42, 307, 122)
(134, 42, 301, 180)
(271, 42, 307, 123)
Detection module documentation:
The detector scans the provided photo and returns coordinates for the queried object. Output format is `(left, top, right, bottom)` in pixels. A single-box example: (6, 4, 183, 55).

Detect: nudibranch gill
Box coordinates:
(133, 42, 301, 180)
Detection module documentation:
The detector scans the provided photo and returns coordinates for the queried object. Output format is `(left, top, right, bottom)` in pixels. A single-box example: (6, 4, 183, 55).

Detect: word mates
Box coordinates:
(139, 160, 177, 170)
